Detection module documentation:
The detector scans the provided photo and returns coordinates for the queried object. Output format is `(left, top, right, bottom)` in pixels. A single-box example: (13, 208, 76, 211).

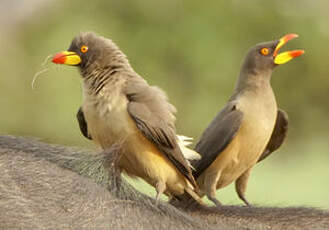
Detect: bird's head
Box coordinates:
(52, 32, 125, 74)
(242, 34, 304, 75)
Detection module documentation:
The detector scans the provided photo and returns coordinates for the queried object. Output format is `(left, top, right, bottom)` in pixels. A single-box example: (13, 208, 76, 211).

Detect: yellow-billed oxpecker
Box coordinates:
(52, 32, 202, 204)
(193, 34, 304, 206)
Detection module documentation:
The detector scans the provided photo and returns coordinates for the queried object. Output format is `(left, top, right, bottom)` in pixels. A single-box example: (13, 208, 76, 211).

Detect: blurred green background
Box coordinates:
(1, 0, 328, 208)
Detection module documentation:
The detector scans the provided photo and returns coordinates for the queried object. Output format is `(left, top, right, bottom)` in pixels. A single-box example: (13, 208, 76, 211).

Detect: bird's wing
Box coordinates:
(257, 109, 288, 162)
(193, 102, 243, 178)
(76, 107, 92, 140)
(124, 78, 196, 187)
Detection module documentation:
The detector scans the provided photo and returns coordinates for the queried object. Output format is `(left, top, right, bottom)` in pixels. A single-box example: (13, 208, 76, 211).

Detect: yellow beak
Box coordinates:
(52, 51, 81, 65)
(273, 34, 304, 65)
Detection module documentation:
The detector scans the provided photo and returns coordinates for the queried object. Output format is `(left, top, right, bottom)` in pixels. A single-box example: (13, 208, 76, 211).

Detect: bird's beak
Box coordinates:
(273, 34, 304, 65)
(52, 51, 81, 65)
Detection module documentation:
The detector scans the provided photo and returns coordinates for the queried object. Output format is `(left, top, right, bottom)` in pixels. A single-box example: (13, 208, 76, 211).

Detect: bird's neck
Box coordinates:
(233, 69, 273, 96)
(80, 54, 133, 95)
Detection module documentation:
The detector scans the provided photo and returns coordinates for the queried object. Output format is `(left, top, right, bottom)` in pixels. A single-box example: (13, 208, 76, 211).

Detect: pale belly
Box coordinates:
(120, 132, 188, 195)
(198, 97, 277, 191)
(214, 118, 274, 189)
(83, 98, 188, 196)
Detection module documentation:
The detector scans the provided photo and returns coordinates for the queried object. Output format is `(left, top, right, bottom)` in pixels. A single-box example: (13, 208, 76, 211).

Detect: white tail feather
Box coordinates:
(176, 135, 201, 169)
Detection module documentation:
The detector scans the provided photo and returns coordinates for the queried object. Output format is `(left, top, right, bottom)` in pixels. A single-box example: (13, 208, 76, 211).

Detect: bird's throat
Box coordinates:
(234, 70, 272, 95)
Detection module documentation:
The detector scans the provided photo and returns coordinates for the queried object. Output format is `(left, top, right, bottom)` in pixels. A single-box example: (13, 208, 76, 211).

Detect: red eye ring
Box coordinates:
(260, 48, 269, 56)
(81, 45, 88, 53)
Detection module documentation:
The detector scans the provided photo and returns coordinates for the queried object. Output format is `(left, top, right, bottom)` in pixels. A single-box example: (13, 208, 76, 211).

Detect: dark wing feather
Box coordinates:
(124, 78, 196, 187)
(193, 103, 243, 178)
(76, 107, 92, 140)
(258, 109, 288, 162)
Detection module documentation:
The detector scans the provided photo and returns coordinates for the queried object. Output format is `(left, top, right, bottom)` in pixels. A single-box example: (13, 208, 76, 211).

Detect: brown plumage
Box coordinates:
(52, 32, 202, 204)
(191, 34, 303, 206)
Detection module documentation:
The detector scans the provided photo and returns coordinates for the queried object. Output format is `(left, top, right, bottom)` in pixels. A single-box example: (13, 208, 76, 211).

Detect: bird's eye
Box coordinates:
(260, 48, 269, 56)
(80, 45, 88, 53)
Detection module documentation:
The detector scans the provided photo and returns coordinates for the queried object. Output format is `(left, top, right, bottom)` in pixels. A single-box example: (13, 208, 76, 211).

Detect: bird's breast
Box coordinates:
(206, 91, 278, 189)
(238, 89, 277, 136)
(236, 91, 278, 161)
(82, 84, 189, 196)
(82, 84, 135, 149)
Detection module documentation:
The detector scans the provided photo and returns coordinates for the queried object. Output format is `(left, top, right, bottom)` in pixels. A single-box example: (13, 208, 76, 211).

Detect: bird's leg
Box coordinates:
(204, 171, 222, 206)
(184, 187, 206, 207)
(155, 181, 166, 206)
(209, 195, 222, 207)
(235, 168, 252, 206)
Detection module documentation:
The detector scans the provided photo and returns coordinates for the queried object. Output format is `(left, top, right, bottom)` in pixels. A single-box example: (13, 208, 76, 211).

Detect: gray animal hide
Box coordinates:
(0, 136, 328, 230)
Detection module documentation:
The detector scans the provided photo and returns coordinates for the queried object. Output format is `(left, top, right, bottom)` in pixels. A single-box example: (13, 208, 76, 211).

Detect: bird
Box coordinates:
(52, 32, 202, 205)
(192, 34, 304, 206)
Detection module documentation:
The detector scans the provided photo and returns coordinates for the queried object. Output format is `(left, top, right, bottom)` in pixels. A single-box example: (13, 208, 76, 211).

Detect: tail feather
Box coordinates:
(175, 135, 205, 206)
(176, 135, 201, 168)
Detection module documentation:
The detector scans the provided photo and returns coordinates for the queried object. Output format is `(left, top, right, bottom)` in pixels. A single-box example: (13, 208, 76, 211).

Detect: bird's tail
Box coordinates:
(175, 135, 205, 206)
(176, 135, 201, 170)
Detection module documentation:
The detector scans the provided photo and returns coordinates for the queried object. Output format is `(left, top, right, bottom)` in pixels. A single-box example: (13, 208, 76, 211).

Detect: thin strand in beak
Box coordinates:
(31, 68, 49, 90)
(31, 54, 54, 90)
(41, 54, 53, 66)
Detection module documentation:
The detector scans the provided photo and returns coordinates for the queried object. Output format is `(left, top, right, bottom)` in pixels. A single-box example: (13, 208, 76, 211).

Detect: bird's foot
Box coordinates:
(239, 194, 251, 207)
(209, 196, 222, 207)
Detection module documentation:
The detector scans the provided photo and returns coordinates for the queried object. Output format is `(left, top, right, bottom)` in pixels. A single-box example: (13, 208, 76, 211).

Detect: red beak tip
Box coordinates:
(291, 50, 305, 58)
(52, 53, 65, 64)
(284, 33, 299, 42)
